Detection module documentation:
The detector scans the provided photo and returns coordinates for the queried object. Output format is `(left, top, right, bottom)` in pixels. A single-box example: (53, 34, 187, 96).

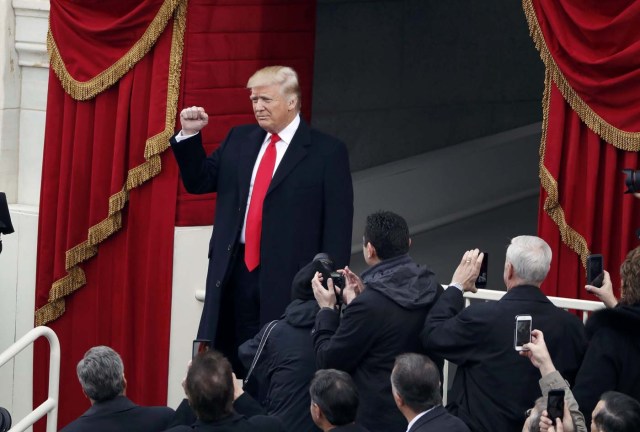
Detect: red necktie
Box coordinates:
(245, 134, 280, 271)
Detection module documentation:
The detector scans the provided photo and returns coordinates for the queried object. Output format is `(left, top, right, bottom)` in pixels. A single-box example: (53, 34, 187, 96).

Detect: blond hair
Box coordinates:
(247, 65, 301, 111)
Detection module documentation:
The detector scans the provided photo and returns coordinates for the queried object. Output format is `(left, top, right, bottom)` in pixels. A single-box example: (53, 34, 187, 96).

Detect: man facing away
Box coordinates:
(421, 236, 587, 432)
(309, 369, 369, 432)
(312, 211, 442, 432)
(60, 346, 174, 432)
(391, 353, 469, 432)
(170, 65, 353, 375)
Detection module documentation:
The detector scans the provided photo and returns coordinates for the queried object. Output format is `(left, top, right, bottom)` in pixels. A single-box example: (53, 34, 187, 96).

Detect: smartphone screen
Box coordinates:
(514, 315, 532, 351)
(475, 252, 488, 288)
(587, 254, 604, 288)
(192, 339, 211, 359)
(547, 389, 565, 421)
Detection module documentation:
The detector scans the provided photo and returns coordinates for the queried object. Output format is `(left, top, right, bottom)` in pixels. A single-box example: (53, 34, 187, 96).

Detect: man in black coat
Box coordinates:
(421, 236, 587, 432)
(309, 369, 369, 432)
(391, 353, 469, 432)
(60, 346, 174, 432)
(164, 350, 283, 432)
(170, 66, 353, 374)
(239, 259, 326, 432)
(312, 211, 442, 432)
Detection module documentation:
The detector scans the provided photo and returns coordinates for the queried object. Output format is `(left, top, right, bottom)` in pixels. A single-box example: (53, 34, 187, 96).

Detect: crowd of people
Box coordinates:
(55, 210, 640, 432)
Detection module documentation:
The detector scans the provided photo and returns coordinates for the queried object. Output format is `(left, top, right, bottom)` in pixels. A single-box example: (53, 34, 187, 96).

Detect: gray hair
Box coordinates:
(246, 65, 301, 111)
(506, 236, 552, 285)
(76, 346, 125, 402)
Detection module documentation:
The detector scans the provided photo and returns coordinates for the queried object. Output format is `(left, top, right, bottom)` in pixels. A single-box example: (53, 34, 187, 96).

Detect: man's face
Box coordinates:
(250, 84, 295, 134)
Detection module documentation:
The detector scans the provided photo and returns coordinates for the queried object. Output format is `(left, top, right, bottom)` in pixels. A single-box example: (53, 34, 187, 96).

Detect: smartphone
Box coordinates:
(475, 252, 488, 288)
(192, 339, 211, 359)
(514, 315, 532, 351)
(586, 254, 604, 288)
(547, 389, 565, 421)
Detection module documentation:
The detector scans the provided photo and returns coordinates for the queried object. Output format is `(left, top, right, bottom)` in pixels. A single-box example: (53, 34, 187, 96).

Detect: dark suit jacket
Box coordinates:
(332, 424, 370, 432)
(59, 396, 174, 432)
(421, 285, 587, 432)
(171, 120, 353, 341)
(408, 406, 470, 432)
(163, 414, 283, 432)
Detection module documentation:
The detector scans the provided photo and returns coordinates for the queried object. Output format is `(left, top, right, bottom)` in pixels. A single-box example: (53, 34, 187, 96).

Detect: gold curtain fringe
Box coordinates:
(522, 0, 640, 151)
(47, 0, 183, 101)
(537, 69, 590, 268)
(35, 1, 187, 327)
(35, 267, 86, 326)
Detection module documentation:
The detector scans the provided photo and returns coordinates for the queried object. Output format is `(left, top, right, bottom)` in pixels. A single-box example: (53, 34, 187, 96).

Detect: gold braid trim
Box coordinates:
(48, 0, 182, 101)
(523, 0, 640, 151)
(34, 1, 187, 326)
(538, 69, 591, 269)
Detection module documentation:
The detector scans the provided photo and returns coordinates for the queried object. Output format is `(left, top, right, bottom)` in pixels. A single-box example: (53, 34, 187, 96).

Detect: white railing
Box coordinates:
(442, 288, 604, 405)
(0, 326, 60, 432)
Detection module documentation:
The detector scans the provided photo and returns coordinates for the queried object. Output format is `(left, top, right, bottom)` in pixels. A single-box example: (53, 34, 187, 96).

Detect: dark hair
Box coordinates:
(391, 353, 441, 413)
(309, 369, 359, 426)
(185, 350, 234, 422)
(363, 211, 410, 260)
(620, 246, 640, 305)
(594, 391, 640, 432)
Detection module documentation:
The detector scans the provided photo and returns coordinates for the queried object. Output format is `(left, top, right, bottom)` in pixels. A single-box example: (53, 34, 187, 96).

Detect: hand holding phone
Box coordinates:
(514, 315, 532, 351)
(547, 389, 565, 422)
(586, 254, 604, 288)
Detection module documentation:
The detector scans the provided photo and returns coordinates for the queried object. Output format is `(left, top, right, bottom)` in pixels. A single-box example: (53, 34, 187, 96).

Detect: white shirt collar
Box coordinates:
(406, 406, 437, 432)
(266, 114, 300, 145)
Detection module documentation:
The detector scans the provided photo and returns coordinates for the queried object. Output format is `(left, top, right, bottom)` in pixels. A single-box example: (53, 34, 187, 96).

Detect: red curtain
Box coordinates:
(34, 1, 186, 429)
(33, 0, 317, 430)
(523, 0, 640, 299)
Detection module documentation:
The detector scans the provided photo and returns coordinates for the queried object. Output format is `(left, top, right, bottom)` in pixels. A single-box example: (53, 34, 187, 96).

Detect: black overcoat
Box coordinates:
(170, 120, 354, 341)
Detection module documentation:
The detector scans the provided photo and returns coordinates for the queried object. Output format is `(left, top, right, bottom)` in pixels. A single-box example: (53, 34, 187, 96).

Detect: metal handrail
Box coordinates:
(442, 288, 604, 405)
(0, 326, 60, 432)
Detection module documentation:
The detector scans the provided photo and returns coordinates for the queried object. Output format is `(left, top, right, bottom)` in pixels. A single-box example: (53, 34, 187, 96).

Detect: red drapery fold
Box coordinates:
(523, 0, 640, 299)
(34, 1, 185, 429)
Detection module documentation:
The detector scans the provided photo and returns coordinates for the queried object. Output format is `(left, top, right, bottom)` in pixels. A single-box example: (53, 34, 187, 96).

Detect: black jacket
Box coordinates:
(421, 285, 587, 432)
(573, 303, 640, 425)
(171, 121, 353, 343)
(408, 406, 470, 432)
(59, 396, 174, 432)
(313, 254, 442, 432)
(238, 299, 320, 432)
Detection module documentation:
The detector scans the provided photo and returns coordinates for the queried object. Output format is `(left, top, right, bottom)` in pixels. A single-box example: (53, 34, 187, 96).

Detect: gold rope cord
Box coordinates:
(522, 0, 640, 151)
(48, 0, 182, 101)
(538, 70, 591, 269)
(34, 1, 187, 326)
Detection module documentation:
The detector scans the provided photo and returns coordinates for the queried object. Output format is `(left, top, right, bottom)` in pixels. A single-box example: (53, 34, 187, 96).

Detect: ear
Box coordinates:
(288, 95, 297, 111)
(122, 374, 128, 394)
(408, 238, 412, 248)
(366, 242, 377, 259)
(311, 403, 322, 420)
(392, 389, 404, 407)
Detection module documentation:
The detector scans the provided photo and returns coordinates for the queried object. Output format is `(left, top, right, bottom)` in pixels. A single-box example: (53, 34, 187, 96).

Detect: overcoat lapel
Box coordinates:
(267, 119, 310, 194)
(237, 127, 267, 203)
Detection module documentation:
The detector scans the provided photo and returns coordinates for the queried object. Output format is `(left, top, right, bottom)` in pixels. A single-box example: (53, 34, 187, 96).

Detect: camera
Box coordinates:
(0, 407, 11, 432)
(313, 253, 345, 289)
(623, 169, 640, 193)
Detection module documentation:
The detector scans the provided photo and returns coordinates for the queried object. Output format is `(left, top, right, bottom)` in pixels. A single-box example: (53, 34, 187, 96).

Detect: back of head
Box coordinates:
(185, 350, 234, 422)
(309, 369, 359, 426)
(364, 211, 410, 260)
(594, 392, 640, 432)
(391, 353, 441, 413)
(620, 246, 640, 305)
(525, 396, 547, 432)
(76, 346, 125, 402)
(506, 236, 552, 285)
(246, 65, 301, 111)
